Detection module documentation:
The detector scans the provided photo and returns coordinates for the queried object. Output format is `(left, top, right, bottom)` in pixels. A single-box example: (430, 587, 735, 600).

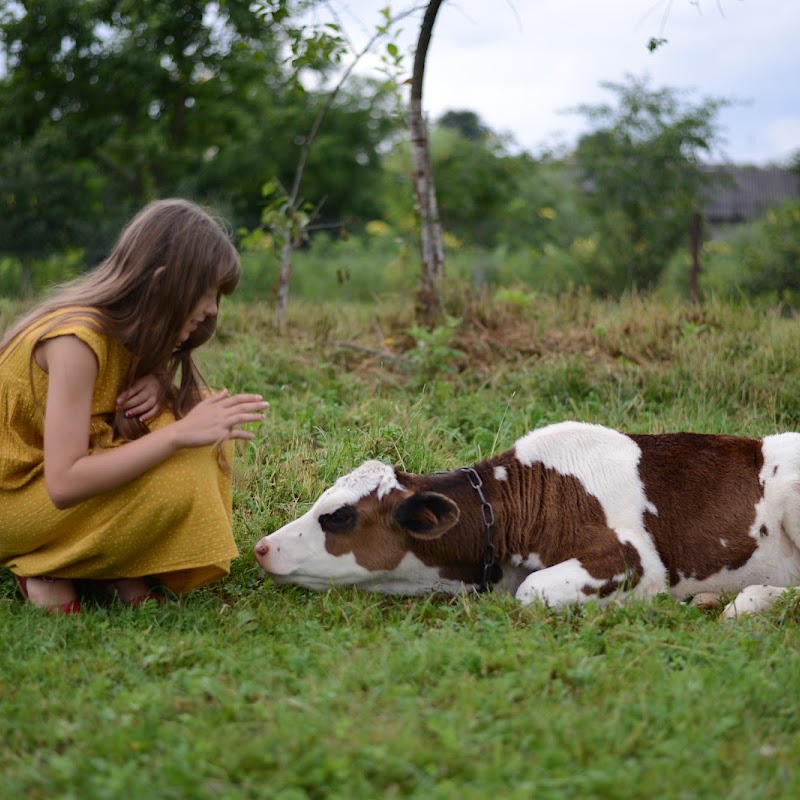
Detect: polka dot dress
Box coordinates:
(0, 309, 238, 593)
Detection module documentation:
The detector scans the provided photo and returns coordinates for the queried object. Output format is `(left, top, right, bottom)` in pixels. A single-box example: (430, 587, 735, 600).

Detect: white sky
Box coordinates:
(333, 0, 800, 165)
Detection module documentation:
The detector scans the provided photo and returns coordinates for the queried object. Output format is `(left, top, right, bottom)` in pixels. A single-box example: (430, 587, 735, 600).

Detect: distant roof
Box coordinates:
(702, 165, 800, 224)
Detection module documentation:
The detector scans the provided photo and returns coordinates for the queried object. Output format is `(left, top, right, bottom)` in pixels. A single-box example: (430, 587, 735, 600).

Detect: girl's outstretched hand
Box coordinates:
(117, 374, 163, 422)
(173, 389, 269, 447)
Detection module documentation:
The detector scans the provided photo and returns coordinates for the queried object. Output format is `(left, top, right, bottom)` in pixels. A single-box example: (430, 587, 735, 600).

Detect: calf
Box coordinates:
(254, 421, 800, 618)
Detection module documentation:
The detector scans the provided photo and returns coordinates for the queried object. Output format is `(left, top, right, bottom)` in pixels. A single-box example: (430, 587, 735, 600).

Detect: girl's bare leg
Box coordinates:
(22, 576, 78, 608)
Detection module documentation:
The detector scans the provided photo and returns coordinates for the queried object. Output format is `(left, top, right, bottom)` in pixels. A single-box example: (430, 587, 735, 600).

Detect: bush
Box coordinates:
(737, 200, 800, 302)
(0, 251, 84, 298)
(237, 230, 418, 303)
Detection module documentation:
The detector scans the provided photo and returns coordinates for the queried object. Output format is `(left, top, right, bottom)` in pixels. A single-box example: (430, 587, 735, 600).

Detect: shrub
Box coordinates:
(737, 200, 800, 302)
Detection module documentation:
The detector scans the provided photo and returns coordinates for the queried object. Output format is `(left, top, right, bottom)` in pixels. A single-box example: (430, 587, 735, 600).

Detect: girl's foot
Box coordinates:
(93, 578, 163, 606)
(16, 576, 81, 614)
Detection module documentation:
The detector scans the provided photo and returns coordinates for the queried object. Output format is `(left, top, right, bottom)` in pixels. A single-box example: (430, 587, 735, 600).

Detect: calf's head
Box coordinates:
(254, 460, 471, 594)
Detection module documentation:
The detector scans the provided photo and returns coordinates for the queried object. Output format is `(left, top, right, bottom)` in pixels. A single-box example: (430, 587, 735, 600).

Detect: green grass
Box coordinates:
(3, 288, 800, 798)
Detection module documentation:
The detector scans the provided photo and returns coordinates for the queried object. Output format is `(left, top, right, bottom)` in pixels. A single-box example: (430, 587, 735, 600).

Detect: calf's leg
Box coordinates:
(515, 532, 650, 608)
(515, 555, 646, 607)
(722, 585, 791, 619)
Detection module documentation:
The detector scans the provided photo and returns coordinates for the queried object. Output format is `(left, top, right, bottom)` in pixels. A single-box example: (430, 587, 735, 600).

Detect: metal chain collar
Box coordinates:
(459, 467, 501, 592)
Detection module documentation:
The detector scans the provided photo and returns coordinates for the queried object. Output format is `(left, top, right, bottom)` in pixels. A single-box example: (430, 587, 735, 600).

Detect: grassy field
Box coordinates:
(2, 287, 800, 799)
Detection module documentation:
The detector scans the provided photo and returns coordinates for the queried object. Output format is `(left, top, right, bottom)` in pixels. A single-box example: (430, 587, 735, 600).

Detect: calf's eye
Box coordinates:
(319, 505, 357, 533)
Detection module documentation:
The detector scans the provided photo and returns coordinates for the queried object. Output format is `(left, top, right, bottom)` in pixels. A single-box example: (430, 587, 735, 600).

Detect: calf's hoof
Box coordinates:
(689, 592, 722, 611)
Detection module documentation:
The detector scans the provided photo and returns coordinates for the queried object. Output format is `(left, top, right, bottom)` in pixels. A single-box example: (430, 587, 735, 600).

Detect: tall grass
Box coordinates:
(2, 287, 800, 798)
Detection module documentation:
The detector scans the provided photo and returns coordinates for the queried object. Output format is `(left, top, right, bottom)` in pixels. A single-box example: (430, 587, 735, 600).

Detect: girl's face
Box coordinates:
(179, 286, 219, 343)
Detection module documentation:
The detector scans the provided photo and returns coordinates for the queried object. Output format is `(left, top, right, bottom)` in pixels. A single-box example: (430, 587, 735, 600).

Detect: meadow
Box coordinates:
(2, 286, 800, 799)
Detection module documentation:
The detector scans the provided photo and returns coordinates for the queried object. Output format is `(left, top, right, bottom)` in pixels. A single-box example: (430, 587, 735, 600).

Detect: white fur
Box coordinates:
(266, 545, 466, 595)
(315, 460, 403, 516)
(722, 585, 786, 619)
(514, 422, 667, 597)
(515, 558, 619, 606)
(254, 460, 405, 585)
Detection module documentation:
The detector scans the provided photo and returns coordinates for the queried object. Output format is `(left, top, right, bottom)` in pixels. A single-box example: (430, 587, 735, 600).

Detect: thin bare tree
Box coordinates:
(408, 0, 446, 326)
(255, 2, 417, 329)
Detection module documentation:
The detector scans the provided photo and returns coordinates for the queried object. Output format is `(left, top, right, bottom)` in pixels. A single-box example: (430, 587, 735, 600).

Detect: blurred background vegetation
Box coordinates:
(1, 0, 799, 308)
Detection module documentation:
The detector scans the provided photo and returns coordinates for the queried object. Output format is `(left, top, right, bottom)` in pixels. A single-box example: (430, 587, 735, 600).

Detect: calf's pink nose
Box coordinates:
(254, 540, 269, 558)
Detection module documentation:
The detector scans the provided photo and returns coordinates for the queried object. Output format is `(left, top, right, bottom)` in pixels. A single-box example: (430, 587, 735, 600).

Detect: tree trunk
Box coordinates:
(689, 210, 702, 304)
(275, 235, 293, 331)
(409, 0, 446, 327)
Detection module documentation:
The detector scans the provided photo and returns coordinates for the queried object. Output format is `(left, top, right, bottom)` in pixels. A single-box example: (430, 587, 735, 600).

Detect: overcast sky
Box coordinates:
(334, 0, 799, 165)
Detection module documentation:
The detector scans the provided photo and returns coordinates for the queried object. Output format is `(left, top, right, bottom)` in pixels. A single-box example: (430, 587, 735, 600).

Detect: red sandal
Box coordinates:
(15, 575, 81, 615)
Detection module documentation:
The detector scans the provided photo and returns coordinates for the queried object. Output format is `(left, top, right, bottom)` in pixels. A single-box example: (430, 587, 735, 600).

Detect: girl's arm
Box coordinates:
(40, 335, 268, 509)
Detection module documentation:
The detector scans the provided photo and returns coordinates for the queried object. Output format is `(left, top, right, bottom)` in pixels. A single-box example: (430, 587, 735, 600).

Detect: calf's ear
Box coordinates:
(394, 492, 460, 539)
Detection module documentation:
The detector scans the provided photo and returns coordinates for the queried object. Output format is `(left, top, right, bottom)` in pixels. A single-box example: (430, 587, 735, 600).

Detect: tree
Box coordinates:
(1, 1, 277, 201)
(438, 110, 490, 141)
(408, 0, 446, 326)
(0, 0, 284, 267)
(0, 0, 403, 294)
(394, 120, 522, 249)
(739, 201, 800, 301)
(573, 74, 730, 295)
(0, 136, 98, 294)
(248, 1, 409, 328)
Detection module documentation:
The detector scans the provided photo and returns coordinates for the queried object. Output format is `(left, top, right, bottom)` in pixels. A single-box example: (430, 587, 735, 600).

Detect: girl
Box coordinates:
(0, 198, 269, 613)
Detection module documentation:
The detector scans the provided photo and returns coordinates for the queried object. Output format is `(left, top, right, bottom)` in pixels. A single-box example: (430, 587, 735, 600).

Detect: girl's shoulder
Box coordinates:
(37, 305, 107, 333)
(31, 307, 125, 366)
(26, 306, 106, 343)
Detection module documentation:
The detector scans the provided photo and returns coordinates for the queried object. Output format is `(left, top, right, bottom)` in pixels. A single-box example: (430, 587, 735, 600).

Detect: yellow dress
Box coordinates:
(0, 308, 239, 593)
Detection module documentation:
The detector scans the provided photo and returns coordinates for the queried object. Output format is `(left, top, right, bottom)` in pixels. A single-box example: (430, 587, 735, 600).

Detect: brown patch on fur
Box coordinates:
(430, 454, 649, 593)
(322, 476, 484, 584)
(630, 433, 763, 584)
(397, 461, 651, 589)
(322, 490, 411, 572)
(398, 471, 489, 586)
(581, 542, 644, 598)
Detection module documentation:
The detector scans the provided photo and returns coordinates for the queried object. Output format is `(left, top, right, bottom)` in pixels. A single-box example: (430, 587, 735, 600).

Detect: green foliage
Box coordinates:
(236, 228, 417, 303)
(253, 0, 348, 76)
(0, 133, 105, 272)
(660, 201, 800, 304)
(380, 121, 570, 251)
(0, 250, 84, 298)
(0, 0, 276, 260)
(0, 0, 401, 281)
(406, 315, 466, 385)
(495, 157, 592, 252)
(572, 74, 730, 293)
(737, 201, 800, 301)
(0, 2, 783, 310)
(438, 109, 491, 141)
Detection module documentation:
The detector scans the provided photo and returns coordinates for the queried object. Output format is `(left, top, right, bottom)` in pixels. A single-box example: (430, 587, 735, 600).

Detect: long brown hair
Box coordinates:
(0, 198, 240, 440)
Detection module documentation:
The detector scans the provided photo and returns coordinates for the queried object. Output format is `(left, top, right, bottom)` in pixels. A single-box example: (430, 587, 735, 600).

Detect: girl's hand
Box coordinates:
(117, 374, 163, 422)
(173, 389, 269, 447)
